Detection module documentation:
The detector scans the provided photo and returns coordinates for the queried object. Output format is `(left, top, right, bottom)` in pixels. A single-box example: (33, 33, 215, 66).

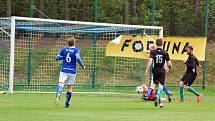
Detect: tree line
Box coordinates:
(1, 0, 214, 41)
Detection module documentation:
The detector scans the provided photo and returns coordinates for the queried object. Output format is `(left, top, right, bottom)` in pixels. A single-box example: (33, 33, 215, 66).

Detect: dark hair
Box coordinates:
(156, 38, 163, 46)
(68, 37, 75, 46)
(186, 45, 193, 51)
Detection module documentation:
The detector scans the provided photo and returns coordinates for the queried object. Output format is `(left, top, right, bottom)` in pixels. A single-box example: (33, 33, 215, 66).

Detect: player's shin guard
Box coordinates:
(188, 86, 200, 96)
(157, 87, 163, 99)
(145, 88, 153, 97)
(56, 86, 63, 95)
(65, 92, 72, 107)
(155, 88, 163, 107)
(163, 86, 171, 97)
(55, 86, 62, 104)
(179, 87, 184, 101)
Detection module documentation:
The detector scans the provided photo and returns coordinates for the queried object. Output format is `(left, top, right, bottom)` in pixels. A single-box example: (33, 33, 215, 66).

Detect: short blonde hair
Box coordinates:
(68, 37, 76, 46)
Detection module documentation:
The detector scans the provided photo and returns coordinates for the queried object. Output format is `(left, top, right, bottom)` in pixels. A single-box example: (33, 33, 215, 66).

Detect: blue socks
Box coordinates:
(56, 86, 62, 95)
(56, 85, 73, 107)
(163, 86, 171, 97)
(65, 92, 72, 105)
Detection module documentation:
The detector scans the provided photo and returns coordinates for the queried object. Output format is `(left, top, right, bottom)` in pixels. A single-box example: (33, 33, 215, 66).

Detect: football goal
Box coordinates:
(0, 16, 163, 94)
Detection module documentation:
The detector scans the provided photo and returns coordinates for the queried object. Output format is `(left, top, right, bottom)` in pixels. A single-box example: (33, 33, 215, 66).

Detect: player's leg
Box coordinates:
(151, 75, 159, 107)
(143, 70, 154, 100)
(157, 84, 163, 99)
(163, 86, 171, 97)
(155, 74, 165, 107)
(163, 85, 172, 102)
(55, 72, 67, 104)
(154, 83, 159, 107)
(183, 85, 202, 103)
(65, 73, 76, 108)
(179, 81, 184, 102)
(56, 82, 64, 103)
(156, 83, 164, 107)
(179, 73, 189, 102)
(183, 73, 202, 103)
(65, 85, 72, 108)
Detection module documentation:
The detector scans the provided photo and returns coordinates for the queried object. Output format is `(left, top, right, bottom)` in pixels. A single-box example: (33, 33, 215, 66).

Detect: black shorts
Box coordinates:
(181, 72, 197, 86)
(152, 71, 165, 85)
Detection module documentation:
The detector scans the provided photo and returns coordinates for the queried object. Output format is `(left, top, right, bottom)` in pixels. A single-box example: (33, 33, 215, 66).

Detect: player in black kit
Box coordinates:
(178, 45, 202, 103)
(145, 38, 172, 108)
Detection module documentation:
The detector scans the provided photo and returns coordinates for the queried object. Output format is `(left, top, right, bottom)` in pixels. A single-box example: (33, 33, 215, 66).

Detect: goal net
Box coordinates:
(0, 16, 163, 94)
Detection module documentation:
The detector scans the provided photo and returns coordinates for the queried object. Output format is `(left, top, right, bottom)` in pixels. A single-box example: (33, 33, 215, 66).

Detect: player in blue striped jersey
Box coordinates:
(55, 37, 85, 108)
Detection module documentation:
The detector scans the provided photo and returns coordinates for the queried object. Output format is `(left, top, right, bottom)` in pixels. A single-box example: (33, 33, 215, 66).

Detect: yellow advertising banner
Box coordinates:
(106, 35, 207, 61)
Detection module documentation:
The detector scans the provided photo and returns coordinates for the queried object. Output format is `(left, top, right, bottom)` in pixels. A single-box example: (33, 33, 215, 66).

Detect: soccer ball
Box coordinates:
(136, 86, 143, 94)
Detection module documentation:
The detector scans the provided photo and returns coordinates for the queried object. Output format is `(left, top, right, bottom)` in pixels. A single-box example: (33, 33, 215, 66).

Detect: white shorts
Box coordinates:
(59, 72, 76, 85)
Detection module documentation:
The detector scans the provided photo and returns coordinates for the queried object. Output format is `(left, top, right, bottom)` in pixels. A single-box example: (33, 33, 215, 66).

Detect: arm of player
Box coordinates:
(56, 49, 63, 60)
(167, 60, 172, 70)
(198, 64, 201, 68)
(164, 61, 169, 73)
(145, 58, 153, 76)
(55, 54, 63, 60)
(196, 58, 201, 68)
(76, 54, 85, 69)
(165, 52, 172, 70)
(184, 57, 195, 68)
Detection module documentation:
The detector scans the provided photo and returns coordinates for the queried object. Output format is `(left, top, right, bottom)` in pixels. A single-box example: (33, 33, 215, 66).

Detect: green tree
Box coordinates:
(123, 0, 129, 24)
(64, 0, 69, 20)
(208, 0, 215, 42)
(6, 0, 11, 17)
(38, 0, 44, 18)
(44, 0, 58, 19)
(98, 0, 123, 23)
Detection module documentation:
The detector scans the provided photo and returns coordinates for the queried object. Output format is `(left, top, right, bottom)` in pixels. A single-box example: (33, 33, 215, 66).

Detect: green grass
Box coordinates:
(0, 88, 215, 121)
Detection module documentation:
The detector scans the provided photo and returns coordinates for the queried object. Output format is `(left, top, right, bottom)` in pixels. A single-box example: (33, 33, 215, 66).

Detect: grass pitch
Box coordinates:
(0, 88, 215, 121)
